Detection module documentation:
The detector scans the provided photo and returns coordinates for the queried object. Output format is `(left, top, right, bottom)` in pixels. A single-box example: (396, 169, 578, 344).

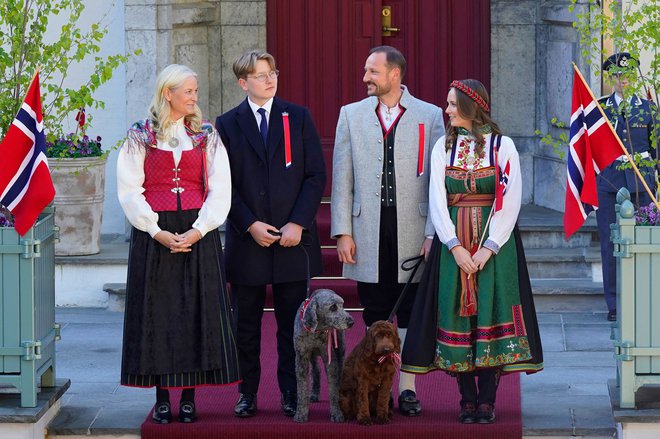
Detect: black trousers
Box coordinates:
(456, 368, 500, 406)
(231, 281, 307, 394)
(357, 206, 417, 328)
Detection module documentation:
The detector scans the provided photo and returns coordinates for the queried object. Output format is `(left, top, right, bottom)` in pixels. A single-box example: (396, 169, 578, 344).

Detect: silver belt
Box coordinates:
(616, 151, 650, 163)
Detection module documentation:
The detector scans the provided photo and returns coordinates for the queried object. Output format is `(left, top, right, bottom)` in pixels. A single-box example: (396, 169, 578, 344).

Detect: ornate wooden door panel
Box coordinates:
(267, 0, 490, 195)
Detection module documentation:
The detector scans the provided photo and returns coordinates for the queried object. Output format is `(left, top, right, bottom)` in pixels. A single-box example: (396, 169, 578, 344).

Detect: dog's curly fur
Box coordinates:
(293, 289, 354, 423)
(339, 320, 401, 425)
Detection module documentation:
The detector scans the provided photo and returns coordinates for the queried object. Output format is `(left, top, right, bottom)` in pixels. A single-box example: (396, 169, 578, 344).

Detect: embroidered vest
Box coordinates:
(380, 112, 405, 207)
(143, 148, 205, 211)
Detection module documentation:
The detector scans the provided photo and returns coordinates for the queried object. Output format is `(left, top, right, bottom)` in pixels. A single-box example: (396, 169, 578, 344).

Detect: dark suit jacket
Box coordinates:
(597, 93, 657, 194)
(216, 97, 325, 285)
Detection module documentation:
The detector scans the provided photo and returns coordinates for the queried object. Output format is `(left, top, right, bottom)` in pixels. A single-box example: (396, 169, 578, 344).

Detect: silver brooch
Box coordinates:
(167, 137, 180, 148)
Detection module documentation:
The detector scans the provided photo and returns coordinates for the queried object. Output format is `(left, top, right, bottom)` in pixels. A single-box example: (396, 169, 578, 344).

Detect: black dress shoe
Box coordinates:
(152, 402, 172, 424)
(179, 401, 197, 423)
(398, 390, 422, 416)
(607, 309, 617, 322)
(234, 393, 257, 418)
(476, 403, 495, 424)
(281, 390, 297, 417)
(458, 402, 477, 424)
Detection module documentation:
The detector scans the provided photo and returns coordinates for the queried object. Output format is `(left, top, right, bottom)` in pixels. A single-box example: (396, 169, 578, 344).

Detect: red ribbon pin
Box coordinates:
(282, 112, 292, 168)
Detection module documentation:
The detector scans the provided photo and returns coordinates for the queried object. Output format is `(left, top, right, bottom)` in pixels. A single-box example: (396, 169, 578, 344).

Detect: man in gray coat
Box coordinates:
(331, 46, 445, 416)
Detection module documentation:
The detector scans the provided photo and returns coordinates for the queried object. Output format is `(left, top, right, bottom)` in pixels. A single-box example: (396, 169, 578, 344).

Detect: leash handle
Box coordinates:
(387, 255, 424, 323)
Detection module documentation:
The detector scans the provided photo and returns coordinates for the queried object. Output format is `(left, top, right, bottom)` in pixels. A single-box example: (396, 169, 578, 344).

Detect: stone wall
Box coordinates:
(491, 0, 538, 205)
(491, 0, 592, 211)
(124, 0, 266, 131)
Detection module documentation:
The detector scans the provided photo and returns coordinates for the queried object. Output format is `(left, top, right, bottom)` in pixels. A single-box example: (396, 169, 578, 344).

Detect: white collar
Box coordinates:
(248, 97, 274, 117)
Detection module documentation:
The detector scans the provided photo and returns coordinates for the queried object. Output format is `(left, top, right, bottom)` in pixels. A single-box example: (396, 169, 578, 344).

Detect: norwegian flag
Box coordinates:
(492, 134, 509, 212)
(0, 72, 55, 236)
(495, 159, 510, 212)
(564, 65, 622, 238)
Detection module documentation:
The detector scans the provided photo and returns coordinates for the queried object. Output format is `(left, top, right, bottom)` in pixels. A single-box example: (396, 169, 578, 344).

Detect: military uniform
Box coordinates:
(597, 53, 658, 319)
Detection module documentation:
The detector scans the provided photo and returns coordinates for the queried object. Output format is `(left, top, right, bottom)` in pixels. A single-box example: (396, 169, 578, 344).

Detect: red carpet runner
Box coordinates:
(141, 312, 522, 439)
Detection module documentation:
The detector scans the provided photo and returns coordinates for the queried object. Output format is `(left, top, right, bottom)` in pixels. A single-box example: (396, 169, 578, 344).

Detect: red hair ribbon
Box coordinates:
(450, 80, 490, 113)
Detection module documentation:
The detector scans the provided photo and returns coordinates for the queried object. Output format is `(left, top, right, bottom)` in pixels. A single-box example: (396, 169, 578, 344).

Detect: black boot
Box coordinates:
(152, 387, 172, 424)
(179, 388, 197, 423)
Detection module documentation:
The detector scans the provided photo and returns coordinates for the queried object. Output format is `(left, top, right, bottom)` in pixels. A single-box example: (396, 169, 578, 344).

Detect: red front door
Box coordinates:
(267, 0, 491, 195)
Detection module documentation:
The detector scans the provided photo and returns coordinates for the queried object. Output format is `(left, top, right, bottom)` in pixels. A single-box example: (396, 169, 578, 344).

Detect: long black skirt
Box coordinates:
(120, 209, 241, 388)
(401, 226, 543, 375)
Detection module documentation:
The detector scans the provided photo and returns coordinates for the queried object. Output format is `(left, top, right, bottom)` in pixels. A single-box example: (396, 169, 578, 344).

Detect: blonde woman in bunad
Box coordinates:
(401, 79, 543, 424)
(117, 64, 240, 424)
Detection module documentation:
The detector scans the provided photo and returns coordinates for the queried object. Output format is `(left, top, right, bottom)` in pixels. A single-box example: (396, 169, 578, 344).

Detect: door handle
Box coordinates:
(382, 6, 400, 36)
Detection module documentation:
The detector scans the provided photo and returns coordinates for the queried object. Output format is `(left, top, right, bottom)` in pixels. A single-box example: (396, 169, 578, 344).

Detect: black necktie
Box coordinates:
(257, 108, 268, 146)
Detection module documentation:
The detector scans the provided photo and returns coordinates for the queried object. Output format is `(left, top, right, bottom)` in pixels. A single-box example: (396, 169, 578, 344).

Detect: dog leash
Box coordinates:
(386, 255, 424, 323)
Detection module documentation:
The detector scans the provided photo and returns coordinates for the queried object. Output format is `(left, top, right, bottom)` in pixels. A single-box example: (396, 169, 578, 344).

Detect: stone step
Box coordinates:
(105, 278, 605, 315)
(317, 203, 599, 250)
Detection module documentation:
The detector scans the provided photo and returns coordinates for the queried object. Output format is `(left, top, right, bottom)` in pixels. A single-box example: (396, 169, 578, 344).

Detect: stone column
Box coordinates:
(125, 0, 265, 123)
(490, 0, 539, 205)
(491, 0, 589, 211)
(534, 1, 587, 211)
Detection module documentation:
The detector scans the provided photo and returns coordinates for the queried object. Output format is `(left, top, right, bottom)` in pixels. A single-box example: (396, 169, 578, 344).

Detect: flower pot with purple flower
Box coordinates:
(47, 133, 106, 256)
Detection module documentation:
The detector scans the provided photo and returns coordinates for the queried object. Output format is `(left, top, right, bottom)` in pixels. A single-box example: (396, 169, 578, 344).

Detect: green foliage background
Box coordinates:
(537, 0, 659, 168)
(0, 0, 138, 141)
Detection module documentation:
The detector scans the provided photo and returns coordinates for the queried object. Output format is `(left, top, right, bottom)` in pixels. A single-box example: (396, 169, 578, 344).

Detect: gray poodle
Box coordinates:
(293, 289, 354, 423)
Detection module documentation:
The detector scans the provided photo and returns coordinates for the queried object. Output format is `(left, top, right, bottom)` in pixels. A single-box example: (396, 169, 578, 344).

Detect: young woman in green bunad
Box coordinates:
(401, 79, 543, 424)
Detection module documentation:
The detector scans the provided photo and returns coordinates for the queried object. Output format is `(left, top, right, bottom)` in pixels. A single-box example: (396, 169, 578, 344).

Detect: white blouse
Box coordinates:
(117, 117, 232, 238)
(428, 133, 522, 253)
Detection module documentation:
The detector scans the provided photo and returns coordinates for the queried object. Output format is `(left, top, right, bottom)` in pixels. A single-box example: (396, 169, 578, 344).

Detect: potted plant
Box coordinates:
(47, 130, 106, 255)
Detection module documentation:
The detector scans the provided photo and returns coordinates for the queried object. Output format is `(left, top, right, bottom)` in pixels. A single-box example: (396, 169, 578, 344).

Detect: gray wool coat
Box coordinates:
(330, 86, 445, 283)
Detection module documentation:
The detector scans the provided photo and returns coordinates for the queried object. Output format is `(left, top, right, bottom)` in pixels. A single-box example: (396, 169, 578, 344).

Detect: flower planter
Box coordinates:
(50, 156, 106, 256)
(612, 198, 660, 408)
(0, 206, 59, 407)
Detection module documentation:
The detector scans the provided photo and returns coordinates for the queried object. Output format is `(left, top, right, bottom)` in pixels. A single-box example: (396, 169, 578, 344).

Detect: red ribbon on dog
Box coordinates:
(377, 352, 401, 366)
(300, 296, 339, 365)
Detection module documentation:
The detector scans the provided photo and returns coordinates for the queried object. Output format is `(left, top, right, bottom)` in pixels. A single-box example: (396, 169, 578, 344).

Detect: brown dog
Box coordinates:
(339, 320, 401, 425)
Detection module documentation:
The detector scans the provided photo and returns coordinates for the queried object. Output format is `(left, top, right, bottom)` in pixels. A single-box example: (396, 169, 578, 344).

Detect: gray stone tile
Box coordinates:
(46, 405, 99, 435)
(564, 324, 615, 351)
(539, 323, 565, 352)
(56, 308, 125, 324)
(573, 396, 617, 433)
(66, 381, 118, 395)
(542, 350, 615, 367)
(562, 312, 612, 324)
(522, 394, 574, 433)
(534, 366, 616, 385)
(569, 382, 611, 397)
(536, 313, 562, 323)
(90, 407, 145, 433)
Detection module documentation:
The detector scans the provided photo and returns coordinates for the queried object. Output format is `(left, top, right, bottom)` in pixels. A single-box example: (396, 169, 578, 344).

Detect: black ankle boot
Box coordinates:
(152, 402, 172, 424)
(179, 401, 197, 423)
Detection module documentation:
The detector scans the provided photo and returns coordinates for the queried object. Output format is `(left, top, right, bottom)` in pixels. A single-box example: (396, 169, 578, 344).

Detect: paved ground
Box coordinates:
(42, 307, 617, 437)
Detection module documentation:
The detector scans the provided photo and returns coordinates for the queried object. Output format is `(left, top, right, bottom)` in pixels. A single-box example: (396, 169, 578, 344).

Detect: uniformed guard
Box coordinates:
(597, 52, 658, 321)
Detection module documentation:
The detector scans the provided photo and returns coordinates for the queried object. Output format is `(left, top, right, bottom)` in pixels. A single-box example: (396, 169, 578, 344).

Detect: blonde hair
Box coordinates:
(148, 64, 202, 140)
(232, 50, 277, 79)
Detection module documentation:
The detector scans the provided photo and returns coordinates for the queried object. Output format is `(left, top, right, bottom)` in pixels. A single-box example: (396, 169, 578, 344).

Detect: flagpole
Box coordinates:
(572, 62, 660, 211)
